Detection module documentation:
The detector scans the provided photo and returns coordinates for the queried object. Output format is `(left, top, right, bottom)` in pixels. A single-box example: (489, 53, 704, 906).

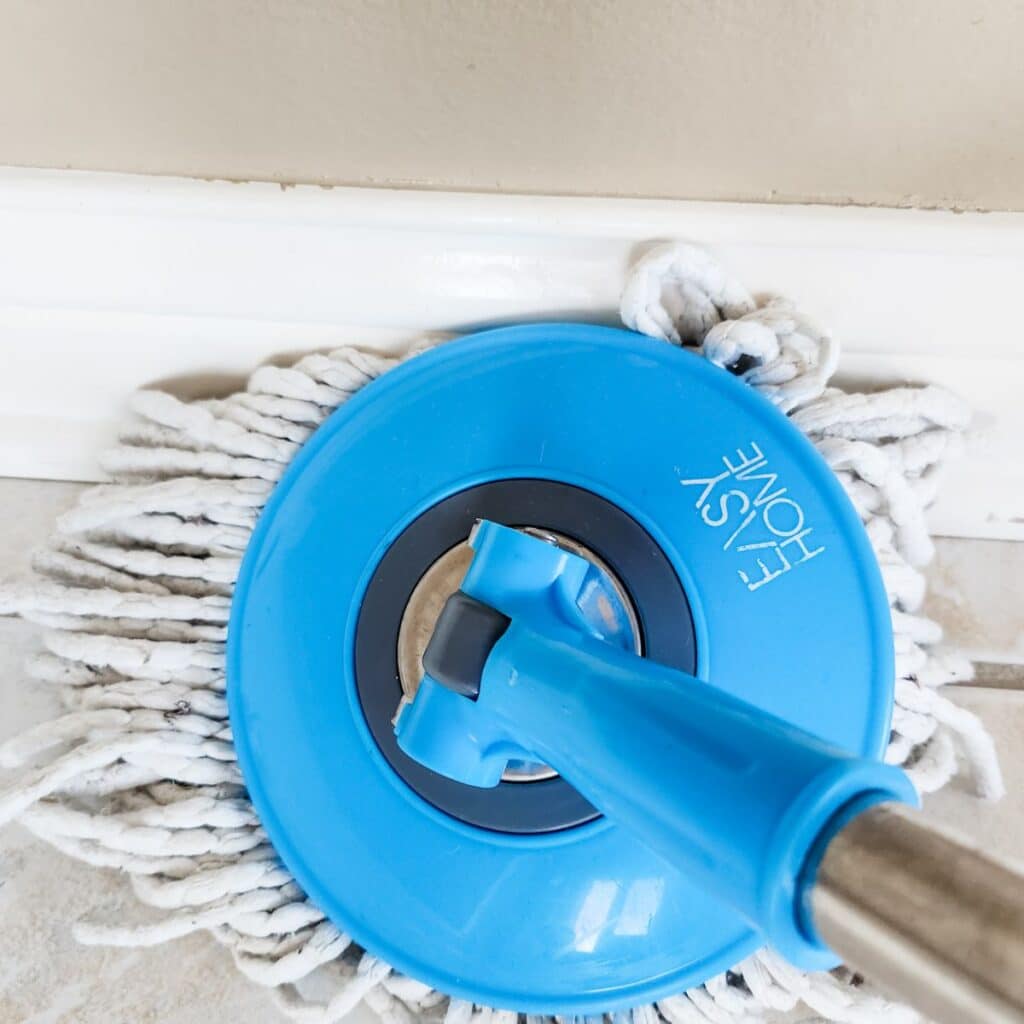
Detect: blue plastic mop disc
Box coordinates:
(227, 324, 894, 1014)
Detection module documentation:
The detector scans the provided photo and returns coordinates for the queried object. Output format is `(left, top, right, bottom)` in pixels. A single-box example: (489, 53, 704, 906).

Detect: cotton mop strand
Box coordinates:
(0, 243, 1003, 1024)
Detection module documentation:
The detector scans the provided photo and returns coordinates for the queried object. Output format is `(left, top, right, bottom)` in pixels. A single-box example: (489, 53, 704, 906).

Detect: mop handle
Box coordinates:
(405, 613, 1024, 1024)
(396, 521, 1024, 1024)
(811, 801, 1024, 1024)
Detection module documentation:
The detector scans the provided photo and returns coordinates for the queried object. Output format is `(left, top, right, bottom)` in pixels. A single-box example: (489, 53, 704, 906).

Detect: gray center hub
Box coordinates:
(353, 478, 696, 834)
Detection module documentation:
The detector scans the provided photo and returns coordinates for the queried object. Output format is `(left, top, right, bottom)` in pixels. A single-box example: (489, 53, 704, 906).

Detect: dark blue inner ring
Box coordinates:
(354, 479, 697, 833)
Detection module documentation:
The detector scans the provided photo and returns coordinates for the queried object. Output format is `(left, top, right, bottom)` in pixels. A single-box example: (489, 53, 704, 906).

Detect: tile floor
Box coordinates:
(0, 478, 1020, 1024)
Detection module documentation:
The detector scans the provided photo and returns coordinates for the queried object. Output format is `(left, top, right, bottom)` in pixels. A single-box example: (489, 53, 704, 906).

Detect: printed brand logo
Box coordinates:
(680, 441, 825, 592)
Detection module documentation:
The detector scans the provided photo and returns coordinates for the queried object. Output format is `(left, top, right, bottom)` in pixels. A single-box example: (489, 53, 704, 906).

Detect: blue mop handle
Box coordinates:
(397, 522, 1024, 1023)
(395, 520, 917, 967)
(478, 621, 915, 968)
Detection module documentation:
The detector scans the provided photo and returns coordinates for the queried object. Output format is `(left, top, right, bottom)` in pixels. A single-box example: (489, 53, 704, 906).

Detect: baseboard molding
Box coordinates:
(1, 167, 1022, 540)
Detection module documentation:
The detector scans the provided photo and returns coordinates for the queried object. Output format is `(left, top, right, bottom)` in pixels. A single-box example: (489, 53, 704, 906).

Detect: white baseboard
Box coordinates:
(1, 167, 1022, 541)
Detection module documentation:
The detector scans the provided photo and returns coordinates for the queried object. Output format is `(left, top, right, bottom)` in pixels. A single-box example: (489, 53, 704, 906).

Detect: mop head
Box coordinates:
(0, 244, 1004, 1024)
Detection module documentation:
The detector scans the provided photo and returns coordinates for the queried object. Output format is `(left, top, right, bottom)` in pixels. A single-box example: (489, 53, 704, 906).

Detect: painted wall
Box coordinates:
(1, 0, 1021, 210)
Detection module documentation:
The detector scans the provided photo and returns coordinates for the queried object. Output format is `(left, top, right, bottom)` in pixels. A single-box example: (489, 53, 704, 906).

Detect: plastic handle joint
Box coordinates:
(395, 521, 918, 969)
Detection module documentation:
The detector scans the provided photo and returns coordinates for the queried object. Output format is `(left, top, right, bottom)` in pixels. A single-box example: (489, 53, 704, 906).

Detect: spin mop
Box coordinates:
(1, 244, 1018, 1024)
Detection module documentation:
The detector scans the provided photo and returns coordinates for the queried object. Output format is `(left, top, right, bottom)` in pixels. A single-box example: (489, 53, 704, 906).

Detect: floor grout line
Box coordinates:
(951, 661, 1024, 691)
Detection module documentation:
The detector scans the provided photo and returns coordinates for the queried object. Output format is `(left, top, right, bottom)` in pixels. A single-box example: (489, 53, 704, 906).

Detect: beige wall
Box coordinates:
(2, 0, 1023, 210)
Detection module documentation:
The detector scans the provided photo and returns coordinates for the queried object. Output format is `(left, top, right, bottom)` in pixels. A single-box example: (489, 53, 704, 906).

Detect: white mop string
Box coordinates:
(0, 244, 1002, 1024)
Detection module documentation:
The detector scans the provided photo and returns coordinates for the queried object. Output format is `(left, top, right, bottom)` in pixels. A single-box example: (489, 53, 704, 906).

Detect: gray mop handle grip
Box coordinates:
(809, 802, 1024, 1024)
